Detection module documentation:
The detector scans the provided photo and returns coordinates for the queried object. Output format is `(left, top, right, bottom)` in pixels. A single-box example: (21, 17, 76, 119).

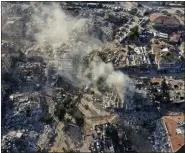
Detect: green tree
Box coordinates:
(54, 104, 66, 121)
(2, 72, 12, 82)
(154, 39, 159, 44)
(66, 118, 71, 123)
(75, 117, 84, 127)
(67, 108, 74, 116)
(127, 31, 135, 39)
(131, 25, 139, 35)
(43, 113, 53, 124)
(129, 8, 138, 15)
(11, 56, 19, 68)
(2, 72, 18, 87)
(128, 25, 139, 39)
(97, 77, 105, 86)
(63, 97, 72, 108)
(84, 105, 89, 110)
(66, 149, 76, 153)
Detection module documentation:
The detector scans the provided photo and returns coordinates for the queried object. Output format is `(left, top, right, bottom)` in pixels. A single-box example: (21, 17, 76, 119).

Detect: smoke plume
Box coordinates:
(27, 2, 134, 100)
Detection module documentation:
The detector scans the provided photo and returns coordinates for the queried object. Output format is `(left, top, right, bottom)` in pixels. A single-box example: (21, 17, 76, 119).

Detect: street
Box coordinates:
(119, 69, 185, 79)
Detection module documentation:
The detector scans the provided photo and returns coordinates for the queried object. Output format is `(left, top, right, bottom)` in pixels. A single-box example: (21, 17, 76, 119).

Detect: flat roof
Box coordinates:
(163, 115, 185, 152)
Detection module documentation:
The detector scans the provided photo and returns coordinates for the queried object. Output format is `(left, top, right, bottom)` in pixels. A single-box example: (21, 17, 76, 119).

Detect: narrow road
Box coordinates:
(119, 69, 185, 79)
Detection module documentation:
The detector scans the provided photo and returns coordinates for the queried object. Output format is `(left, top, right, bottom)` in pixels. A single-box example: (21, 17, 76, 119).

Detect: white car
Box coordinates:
(125, 147, 133, 152)
(109, 146, 115, 152)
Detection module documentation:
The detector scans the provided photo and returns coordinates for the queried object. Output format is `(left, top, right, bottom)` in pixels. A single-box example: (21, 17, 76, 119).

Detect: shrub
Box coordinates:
(84, 105, 89, 110)
(63, 97, 72, 108)
(43, 113, 53, 124)
(67, 108, 74, 116)
(75, 117, 84, 127)
(54, 104, 66, 121)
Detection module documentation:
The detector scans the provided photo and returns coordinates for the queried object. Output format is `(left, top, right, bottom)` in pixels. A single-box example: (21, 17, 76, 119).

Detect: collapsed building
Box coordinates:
(166, 79, 185, 104)
(149, 115, 185, 152)
(15, 60, 47, 89)
(150, 77, 185, 104)
(2, 92, 57, 153)
(152, 41, 184, 72)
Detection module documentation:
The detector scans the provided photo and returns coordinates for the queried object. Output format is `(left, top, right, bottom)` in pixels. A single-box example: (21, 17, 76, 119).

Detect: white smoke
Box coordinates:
(88, 56, 133, 100)
(27, 2, 134, 101)
(28, 2, 102, 53)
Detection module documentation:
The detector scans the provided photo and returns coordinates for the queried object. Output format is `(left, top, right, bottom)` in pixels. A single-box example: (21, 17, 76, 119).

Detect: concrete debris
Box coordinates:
(1, 1, 185, 153)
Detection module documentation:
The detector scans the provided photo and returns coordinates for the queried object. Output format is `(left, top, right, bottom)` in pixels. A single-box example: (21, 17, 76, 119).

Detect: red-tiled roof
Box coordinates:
(163, 115, 185, 152)
(151, 14, 159, 22)
(170, 34, 181, 43)
(151, 78, 163, 84)
(151, 14, 181, 25)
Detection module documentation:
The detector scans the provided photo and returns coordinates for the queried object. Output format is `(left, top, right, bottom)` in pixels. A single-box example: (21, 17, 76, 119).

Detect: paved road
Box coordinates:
(119, 69, 185, 79)
(50, 122, 75, 152)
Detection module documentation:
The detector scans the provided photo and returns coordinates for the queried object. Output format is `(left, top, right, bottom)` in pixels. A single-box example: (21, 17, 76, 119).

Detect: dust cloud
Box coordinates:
(87, 56, 133, 100)
(27, 2, 134, 100)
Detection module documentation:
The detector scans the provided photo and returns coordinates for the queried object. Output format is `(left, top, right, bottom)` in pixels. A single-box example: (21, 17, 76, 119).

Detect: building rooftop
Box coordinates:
(169, 90, 185, 103)
(163, 115, 185, 152)
(151, 78, 163, 84)
(151, 14, 181, 25)
(170, 33, 181, 43)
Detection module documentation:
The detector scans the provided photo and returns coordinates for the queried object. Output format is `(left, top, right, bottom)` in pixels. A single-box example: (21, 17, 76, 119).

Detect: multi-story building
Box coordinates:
(1, 46, 12, 74)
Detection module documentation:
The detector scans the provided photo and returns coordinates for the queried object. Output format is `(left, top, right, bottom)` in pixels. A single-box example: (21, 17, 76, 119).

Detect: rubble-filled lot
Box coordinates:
(2, 92, 57, 153)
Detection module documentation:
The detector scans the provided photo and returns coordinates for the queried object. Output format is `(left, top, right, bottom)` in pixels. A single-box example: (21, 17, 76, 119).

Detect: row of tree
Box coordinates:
(127, 25, 139, 39)
(54, 96, 84, 127)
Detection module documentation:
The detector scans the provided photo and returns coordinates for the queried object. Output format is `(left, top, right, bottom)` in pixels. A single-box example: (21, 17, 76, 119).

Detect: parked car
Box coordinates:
(124, 140, 133, 152)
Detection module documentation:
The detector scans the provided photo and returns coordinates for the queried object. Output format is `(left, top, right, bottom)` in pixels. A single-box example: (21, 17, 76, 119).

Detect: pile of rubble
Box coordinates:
(37, 125, 56, 148)
(149, 119, 171, 152)
(16, 60, 46, 86)
(2, 92, 57, 153)
(102, 88, 123, 109)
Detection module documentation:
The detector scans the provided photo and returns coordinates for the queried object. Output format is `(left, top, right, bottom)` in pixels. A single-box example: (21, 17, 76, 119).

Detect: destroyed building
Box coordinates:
(163, 115, 185, 152)
(150, 77, 185, 104)
(15, 60, 46, 89)
(2, 92, 57, 153)
(149, 115, 185, 152)
(152, 42, 184, 72)
(2, 16, 25, 43)
(166, 79, 185, 104)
